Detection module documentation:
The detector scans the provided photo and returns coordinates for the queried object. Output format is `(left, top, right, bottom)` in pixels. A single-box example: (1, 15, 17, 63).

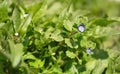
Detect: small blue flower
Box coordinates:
(86, 48, 91, 54)
(78, 23, 86, 32)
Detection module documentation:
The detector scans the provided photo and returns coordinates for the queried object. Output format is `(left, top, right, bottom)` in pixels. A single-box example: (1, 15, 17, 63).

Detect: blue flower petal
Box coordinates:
(86, 48, 91, 54)
(78, 23, 86, 32)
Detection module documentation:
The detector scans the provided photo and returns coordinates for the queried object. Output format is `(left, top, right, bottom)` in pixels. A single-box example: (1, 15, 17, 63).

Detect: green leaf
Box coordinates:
(115, 63, 120, 72)
(86, 60, 96, 71)
(65, 38, 78, 48)
(88, 41, 96, 49)
(46, 2, 61, 15)
(93, 26, 111, 37)
(106, 59, 114, 74)
(29, 59, 45, 68)
(44, 27, 54, 39)
(69, 65, 78, 74)
(92, 60, 108, 74)
(65, 64, 78, 74)
(93, 18, 117, 26)
(50, 30, 63, 42)
(110, 17, 120, 22)
(12, 7, 21, 30)
(115, 56, 120, 72)
(50, 65, 63, 74)
(23, 52, 36, 60)
(13, 44, 24, 67)
(79, 16, 88, 24)
(80, 38, 87, 47)
(65, 38, 73, 48)
(90, 26, 120, 37)
(63, 20, 73, 31)
(27, 1, 44, 17)
(81, 70, 91, 74)
(66, 51, 76, 59)
(18, 14, 32, 35)
(8, 40, 15, 55)
(0, 62, 4, 74)
(0, 23, 5, 28)
(8, 40, 24, 68)
(0, 48, 10, 60)
(0, 0, 8, 22)
(80, 38, 96, 49)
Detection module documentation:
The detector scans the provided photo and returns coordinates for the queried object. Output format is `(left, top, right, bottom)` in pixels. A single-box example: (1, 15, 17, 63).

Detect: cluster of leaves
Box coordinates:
(0, 0, 120, 74)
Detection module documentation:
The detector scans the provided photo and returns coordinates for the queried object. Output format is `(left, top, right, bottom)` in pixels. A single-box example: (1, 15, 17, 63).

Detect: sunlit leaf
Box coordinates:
(106, 59, 114, 74)
(50, 30, 63, 42)
(66, 51, 76, 59)
(0, 23, 5, 28)
(65, 38, 73, 48)
(18, 14, 32, 35)
(12, 7, 21, 30)
(29, 59, 45, 68)
(86, 60, 96, 71)
(8, 40, 24, 68)
(63, 20, 73, 31)
(23, 52, 36, 60)
(92, 60, 108, 74)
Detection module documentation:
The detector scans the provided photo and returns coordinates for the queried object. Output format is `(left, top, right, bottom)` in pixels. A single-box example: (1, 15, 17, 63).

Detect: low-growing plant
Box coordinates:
(0, 0, 120, 74)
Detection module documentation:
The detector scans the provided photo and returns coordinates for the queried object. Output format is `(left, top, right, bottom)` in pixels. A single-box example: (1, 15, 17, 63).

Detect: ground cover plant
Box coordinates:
(0, 0, 120, 74)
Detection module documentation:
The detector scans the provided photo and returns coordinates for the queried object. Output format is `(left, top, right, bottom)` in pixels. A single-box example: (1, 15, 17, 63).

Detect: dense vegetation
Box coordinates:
(0, 0, 120, 74)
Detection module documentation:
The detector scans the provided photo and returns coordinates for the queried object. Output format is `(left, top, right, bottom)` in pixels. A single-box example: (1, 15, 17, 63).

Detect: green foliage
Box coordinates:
(8, 40, 24, 68)
(0, 0, 120, 74)
(0, 0, 8, 22)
